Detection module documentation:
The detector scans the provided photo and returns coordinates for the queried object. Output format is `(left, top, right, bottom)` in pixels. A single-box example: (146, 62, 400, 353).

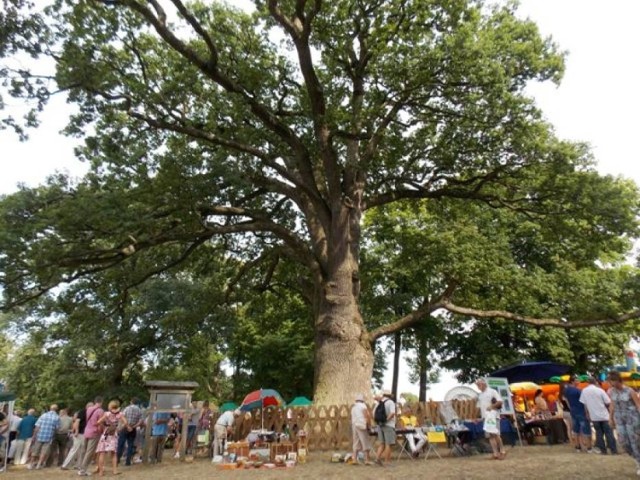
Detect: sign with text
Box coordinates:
(486, 377, 514, 416)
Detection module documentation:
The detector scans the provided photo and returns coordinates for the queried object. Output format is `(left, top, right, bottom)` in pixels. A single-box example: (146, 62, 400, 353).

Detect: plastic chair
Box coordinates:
(424, 429, 446, 460)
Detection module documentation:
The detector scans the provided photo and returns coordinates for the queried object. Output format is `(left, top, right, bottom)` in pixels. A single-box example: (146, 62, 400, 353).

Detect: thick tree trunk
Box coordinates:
(312, 199, 373, 405)
(313, 280, 373, 405)
(392, 332, 401, 397)
(311, 178, 373, 405)
(418, 333, 428, 402)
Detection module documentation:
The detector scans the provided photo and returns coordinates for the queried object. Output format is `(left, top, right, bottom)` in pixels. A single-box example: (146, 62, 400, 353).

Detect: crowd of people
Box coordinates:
(349, 372, 640, 475)
(2, 371, 639, 475)
(0, 396, 223, 476)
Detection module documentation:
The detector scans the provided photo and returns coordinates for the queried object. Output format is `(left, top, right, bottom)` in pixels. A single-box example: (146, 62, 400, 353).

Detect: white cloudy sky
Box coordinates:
(1, 1, 638, 398)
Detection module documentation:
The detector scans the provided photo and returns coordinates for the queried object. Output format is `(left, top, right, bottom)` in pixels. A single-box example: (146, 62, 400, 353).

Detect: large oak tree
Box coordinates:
(1, 0, 639, 404)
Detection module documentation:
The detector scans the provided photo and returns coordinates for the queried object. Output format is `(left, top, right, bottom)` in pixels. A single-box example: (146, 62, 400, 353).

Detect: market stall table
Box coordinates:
(522, 418, 566, 445)
(451, 418, 517, 452)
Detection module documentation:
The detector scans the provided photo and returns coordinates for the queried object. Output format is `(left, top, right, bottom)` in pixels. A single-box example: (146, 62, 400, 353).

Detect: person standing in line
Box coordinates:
(213, 409, 241, 457)
(61, 402, 92, 470)
(117, 397, 142, 467)
(558, 383, 573, 444)
(580, 377, 617, 455)
(6, 409, 22, 464)
(563, 375, 593, 452)
(186, 400, 199, 454)
(350, 393, 373, 465)
(374, 390, 396, 466)
(149, 403, 171, 464)
(13, 408, 37, 465)
(28, 404, 60, 470)
(52, 408, 73, 466)
(95, 400, 127, 476)
(198, 401, 213, 457)
(476, 378, 506, 460)
(607, 371, 640, 475)
(78, 396, 105, 476)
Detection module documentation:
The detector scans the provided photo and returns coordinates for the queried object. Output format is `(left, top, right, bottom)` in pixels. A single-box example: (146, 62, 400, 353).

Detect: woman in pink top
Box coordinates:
(96, 400, 128, 476)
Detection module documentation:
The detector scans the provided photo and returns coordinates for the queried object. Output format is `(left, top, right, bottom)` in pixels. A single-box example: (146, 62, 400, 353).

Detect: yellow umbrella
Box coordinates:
(510, 382, 540, 412)
(509, 381, 540, 395)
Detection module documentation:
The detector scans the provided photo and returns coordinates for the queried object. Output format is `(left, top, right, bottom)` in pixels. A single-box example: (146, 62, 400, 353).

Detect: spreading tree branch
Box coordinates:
(441, 302, 640, 329)
(368, 281, 458, 341)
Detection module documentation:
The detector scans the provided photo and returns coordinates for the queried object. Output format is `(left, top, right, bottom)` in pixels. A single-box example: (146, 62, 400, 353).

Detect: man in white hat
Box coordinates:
(213, 409, 241, 456)
(351, 393, 373, 465)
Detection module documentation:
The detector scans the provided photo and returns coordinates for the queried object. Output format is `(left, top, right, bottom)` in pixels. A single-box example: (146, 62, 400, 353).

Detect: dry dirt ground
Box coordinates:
(5, 444, 639, 480)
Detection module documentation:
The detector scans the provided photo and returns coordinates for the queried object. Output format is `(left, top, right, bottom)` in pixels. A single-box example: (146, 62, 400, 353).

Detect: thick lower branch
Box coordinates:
(368, 300, 439, 342)
(442, 302, 640, 328)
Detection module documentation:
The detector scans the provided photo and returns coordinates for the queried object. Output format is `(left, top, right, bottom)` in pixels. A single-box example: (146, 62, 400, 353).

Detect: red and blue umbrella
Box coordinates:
(240, 388, 284, 431)
(240, 388, 284, 412)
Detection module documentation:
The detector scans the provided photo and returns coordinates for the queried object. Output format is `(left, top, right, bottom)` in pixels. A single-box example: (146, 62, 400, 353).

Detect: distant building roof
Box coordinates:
(144, 381, 199, 391)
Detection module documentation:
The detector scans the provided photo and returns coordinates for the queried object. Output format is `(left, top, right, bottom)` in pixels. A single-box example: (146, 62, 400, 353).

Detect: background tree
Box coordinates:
(1, 0, 639, 405)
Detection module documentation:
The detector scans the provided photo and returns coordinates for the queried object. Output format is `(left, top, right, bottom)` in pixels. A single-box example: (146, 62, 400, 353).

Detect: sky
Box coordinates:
(1, 1, 639, 399)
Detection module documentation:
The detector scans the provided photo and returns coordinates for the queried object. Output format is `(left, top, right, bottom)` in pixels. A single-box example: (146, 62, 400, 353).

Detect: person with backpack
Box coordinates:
(374, 390, 396, 466)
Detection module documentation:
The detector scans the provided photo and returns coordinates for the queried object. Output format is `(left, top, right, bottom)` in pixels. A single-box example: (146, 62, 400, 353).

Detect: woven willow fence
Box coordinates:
(223, 399, 479, 451)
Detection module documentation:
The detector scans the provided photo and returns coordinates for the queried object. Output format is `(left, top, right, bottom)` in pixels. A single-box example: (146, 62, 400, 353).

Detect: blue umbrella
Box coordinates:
(489, 361, 571, 384)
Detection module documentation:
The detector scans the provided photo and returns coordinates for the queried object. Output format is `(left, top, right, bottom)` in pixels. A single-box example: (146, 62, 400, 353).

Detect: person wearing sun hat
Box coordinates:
(351, 393, 372, 465)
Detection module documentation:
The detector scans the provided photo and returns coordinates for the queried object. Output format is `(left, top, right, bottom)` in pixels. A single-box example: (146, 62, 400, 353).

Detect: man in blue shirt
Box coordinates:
(28, 404, 60, 470)
(13, 409, 37, 465)
(563, 375, 593, 452)
(149, 404, 171, 464)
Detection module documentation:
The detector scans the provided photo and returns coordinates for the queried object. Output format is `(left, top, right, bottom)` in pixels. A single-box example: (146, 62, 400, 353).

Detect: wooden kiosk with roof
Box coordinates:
(143, 380, 199, 463)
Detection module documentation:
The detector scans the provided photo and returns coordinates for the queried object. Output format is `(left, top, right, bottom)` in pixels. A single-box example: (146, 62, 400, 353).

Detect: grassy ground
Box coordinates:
(5, 444, 638, 479)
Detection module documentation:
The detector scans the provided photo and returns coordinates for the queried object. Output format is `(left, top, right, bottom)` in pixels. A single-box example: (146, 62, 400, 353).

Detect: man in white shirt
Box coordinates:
(476, 378, 506, 460)
(350, 393, 372, 465)
(579, 378, 618, 454)
(213, 409, 241, 456)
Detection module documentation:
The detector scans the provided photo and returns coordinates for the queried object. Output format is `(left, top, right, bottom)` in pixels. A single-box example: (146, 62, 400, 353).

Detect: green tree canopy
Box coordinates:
(1, 0, 639, 404)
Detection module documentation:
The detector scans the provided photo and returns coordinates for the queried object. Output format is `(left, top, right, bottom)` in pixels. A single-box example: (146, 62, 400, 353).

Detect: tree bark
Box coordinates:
(312, 200, 373, 405)
(418, 333, 428, 403)
(313, 292, 373, 405)
(392, 332, 401, 397)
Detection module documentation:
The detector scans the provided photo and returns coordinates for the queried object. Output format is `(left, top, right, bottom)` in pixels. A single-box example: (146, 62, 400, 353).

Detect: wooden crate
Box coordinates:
(227, 442, 250, 457)
(270, 441, 295, 461)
